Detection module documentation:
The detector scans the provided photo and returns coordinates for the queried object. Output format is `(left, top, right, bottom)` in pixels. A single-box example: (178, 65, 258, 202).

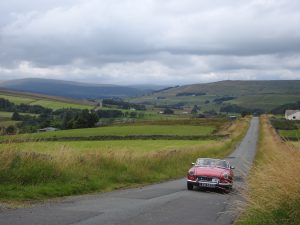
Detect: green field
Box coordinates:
(0, 94, 35, 104)
(0, 111, 37, 129)
(0, 111, 36, 118)
(0, 94, 93, 110)
(0, 111, 15, 118)
(0, 116, 250, 201)
(270, 117, 300, 141)
(0, 120, 18, 127)
(4, 140, 217, 154)
(29, 99, 93, 110)
(0, 111, 33, 128)
(4, 124, 215, 141)
(278, 130, 300, 140)
(0, 139, 229, 201)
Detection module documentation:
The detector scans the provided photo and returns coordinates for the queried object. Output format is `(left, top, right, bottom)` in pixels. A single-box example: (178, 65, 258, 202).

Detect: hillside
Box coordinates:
(155, 80, 300, 96)
(131, 80, 300, 112)
(0, 78, 145, 99)
(0, 88, 94, 110)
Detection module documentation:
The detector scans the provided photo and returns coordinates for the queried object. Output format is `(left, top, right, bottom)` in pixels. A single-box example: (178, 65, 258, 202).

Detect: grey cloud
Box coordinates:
(0, 0, 300, 84)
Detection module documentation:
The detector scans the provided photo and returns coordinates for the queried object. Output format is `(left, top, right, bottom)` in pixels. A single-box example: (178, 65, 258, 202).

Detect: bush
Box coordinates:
(271, 101, 300, 114)
(11, 112, 21, 120)
(97, 109, 124, 118)
(5, 125, 16, 135)
(213, 96, 235, 104)
(220, 104, 244, 113)
(163, 108, 174, 114)
(270, 118, 298, 130)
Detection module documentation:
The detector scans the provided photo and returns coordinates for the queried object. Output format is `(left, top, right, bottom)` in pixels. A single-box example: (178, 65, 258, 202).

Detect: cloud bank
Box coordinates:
(0, 0, 300, 84)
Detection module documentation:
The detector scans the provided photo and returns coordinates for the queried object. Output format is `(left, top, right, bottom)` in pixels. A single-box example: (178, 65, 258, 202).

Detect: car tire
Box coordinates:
(187, 182, 193, 190)
(223, 186, 232, 194)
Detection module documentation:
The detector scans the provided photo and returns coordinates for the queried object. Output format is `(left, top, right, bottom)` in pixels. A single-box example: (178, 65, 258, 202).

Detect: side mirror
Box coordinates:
(230, 166, 235, 169)
(192, 163, 195, 166)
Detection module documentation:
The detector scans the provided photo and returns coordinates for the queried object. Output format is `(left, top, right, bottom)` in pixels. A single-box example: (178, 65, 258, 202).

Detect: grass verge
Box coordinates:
(236, 116, 300, 225)
(0, 117, 250, 202)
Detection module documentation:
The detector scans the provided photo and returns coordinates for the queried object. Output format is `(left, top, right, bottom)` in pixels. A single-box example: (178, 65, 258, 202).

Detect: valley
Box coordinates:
(0, 79, 299, 225)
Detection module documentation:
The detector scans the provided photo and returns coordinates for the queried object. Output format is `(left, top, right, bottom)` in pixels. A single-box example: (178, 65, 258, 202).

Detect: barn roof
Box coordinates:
(285, 110, 300, 116)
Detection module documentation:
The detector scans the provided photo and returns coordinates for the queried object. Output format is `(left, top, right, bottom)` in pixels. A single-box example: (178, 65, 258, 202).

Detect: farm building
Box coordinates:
(229, 115, 237, 120)
(38, 127, 59, 132)
(285, 110, 300, 120)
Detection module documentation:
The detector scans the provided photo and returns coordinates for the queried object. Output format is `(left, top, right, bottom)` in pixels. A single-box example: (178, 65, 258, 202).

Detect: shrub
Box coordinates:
(270, 118, 297, 130)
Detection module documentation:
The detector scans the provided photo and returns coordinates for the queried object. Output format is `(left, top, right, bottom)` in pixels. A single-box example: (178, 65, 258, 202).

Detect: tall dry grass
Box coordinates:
(237, 115, 300, 225)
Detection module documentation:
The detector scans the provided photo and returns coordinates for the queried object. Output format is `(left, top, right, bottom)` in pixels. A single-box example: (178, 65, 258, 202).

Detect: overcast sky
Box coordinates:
(0, 0, 300, 85)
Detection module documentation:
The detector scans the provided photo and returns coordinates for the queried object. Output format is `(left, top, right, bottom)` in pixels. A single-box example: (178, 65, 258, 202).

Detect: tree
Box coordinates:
(220, 104, 244, 113)
(163, 108, 174, 114)
(73, 110, 99, 128)
(0, 98, 15, 111)
(11, 111, 21, 120)
(62, 110, 74, 129)
(241, 111, 248, 117)
(270, 101, 300, 114)
(129, 112, 137, 118)
(203, 110, 217, 116)
(191, 105, 200, 114)
(87, 111, 99, 127)
(97, 109, 123, 118)
(38, 113, 52, 128)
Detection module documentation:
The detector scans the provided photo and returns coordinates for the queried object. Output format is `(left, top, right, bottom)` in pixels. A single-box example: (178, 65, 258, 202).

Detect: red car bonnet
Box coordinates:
(192, 166, 227, 177)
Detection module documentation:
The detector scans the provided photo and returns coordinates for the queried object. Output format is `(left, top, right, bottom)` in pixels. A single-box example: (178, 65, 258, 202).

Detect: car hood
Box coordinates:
(193, 167, 226, 177)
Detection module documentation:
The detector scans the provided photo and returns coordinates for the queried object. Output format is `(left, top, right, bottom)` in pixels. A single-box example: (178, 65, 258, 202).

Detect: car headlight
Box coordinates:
(188, 170, 195, 176)
(223, 173, 229, 179)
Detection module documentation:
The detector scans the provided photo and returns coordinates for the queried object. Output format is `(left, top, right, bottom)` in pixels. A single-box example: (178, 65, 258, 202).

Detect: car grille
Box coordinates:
(197, 176, 213, 181)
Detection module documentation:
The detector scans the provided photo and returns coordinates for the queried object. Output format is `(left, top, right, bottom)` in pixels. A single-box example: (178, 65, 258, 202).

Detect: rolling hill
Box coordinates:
(155, 80, 300, 96)
(131, 80, 300, 112)
(1, 79, 299, 112)
(0, 78, 145, 99)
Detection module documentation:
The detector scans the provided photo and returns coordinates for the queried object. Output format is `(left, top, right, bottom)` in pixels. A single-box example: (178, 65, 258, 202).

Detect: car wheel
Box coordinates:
(223, 189, 230, 194)
(223, 186, 232, 194)
(187, 182, 193, 190)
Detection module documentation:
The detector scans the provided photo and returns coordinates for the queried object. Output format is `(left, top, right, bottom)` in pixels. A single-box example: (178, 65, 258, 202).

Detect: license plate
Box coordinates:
(199, 182, 216, 188)
(212, 178, 219, 183)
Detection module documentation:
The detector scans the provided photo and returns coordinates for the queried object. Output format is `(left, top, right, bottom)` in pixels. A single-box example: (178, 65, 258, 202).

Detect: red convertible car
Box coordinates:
(187, 158, 234, 192)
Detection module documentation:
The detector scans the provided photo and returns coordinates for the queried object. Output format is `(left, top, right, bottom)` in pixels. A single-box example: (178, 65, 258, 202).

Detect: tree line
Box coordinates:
(0, 98, 145, 134)
(102, 99, 146, 110)
(0, 98, 52, 114)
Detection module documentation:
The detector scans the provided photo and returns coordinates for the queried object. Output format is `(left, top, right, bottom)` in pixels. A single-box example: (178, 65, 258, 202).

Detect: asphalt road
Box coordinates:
(0, 117, 259, 225)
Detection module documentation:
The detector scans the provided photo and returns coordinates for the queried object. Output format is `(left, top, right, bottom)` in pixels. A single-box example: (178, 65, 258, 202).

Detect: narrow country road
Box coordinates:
(0, 117, 259, 225)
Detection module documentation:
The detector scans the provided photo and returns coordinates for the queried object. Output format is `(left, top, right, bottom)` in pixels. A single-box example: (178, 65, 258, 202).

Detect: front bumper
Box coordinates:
(187, 179, 232, 190)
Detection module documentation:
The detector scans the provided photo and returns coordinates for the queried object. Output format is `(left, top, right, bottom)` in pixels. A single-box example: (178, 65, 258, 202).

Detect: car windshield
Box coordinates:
(195, 158, 229, 169)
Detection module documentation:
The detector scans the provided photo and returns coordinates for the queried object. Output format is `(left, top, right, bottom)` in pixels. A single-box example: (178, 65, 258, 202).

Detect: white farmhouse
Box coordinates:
(285, 110, 300, 120)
